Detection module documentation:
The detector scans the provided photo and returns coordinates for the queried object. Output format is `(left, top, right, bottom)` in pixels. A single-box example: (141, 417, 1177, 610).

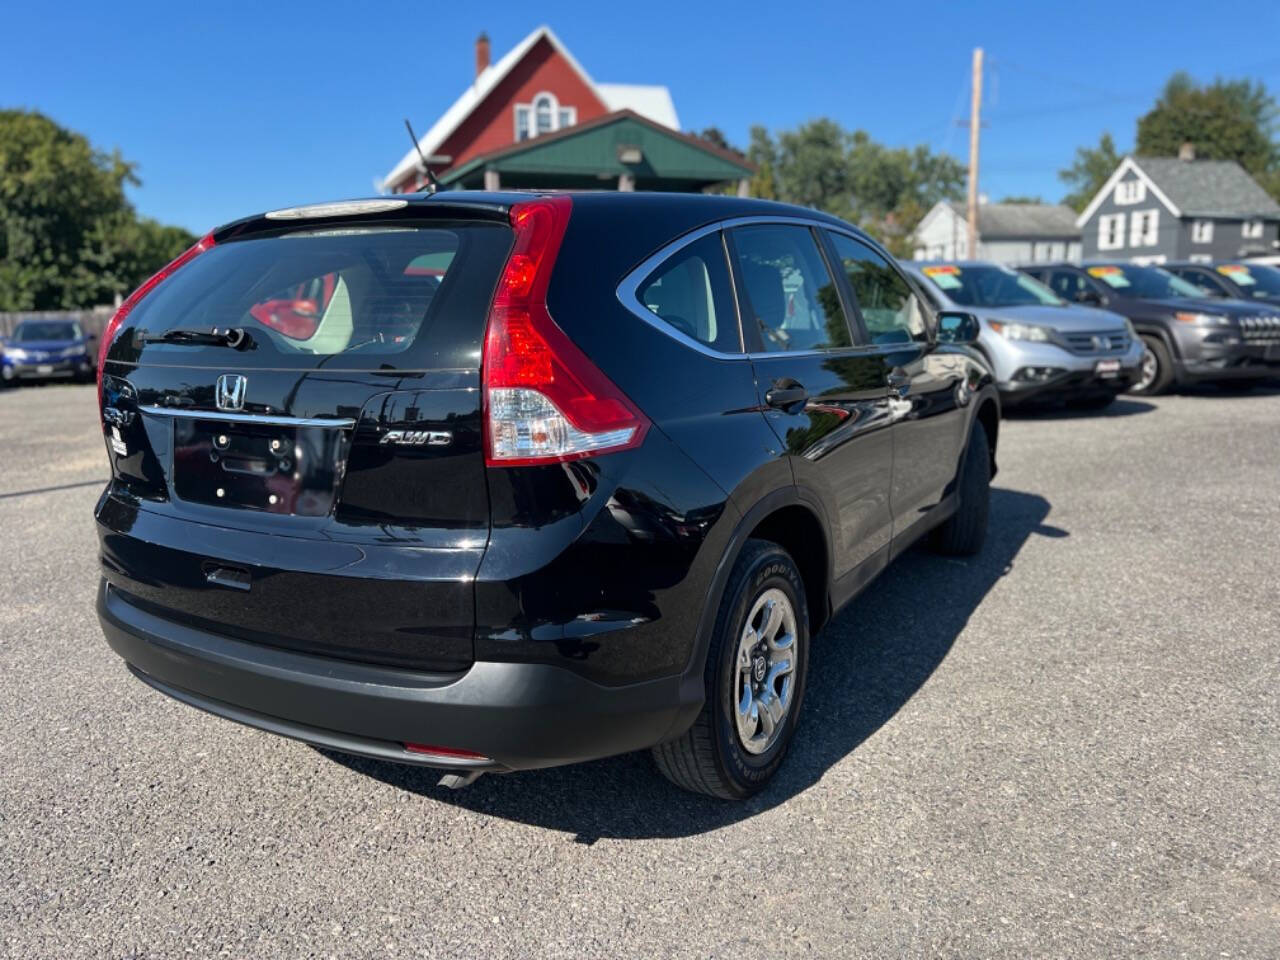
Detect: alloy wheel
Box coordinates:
(1136, 347, 1158, 392)
(733, 588, 798, 755)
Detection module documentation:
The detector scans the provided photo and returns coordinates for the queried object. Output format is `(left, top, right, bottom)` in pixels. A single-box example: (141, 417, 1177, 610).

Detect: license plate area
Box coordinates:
(1095, 358, 1121, 378)
(171, 418, 349, 516)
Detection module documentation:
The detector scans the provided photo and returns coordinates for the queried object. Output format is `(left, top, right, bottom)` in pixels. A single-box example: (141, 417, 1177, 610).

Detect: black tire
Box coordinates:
(930, 423, 990, 557)
(652, 539, 809, 799)
(1131, 335, 1174, 396)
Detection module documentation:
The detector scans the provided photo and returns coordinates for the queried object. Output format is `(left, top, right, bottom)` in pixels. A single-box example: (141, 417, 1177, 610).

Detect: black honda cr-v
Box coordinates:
(95, 192, 998, 798)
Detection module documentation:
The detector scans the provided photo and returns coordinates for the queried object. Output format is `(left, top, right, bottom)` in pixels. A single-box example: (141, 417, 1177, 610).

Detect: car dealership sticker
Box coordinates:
(1217, 264, 1256, 284)
(1088, 266, 1130, 287)
(110, 426, 127, 456)
(923, 265, 963, 290)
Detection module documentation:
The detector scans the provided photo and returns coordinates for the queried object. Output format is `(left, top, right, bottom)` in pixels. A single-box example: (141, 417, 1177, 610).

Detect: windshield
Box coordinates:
(14, 321, 81, 341)
(121, 220, 511, 371)
(1215, 263, 1280, 297)
(1087, 264, 1203, 299)
(919, 264, 1064, 307)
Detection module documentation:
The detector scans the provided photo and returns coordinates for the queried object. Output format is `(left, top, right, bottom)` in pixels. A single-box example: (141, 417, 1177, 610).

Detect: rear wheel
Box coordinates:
(931, 423, 990, 556)
(652, 539, 809, 799)
(1131, 336, 1173, 396)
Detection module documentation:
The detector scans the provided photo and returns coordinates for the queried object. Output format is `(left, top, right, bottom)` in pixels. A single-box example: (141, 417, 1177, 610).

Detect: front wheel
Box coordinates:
(652, 539, 809, 799)
(1130, 336, 1173, 396)
(931, 423, 990, 556)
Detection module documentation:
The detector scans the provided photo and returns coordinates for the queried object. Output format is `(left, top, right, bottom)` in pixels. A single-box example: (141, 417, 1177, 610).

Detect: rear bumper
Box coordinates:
(97, 579, 697, 771)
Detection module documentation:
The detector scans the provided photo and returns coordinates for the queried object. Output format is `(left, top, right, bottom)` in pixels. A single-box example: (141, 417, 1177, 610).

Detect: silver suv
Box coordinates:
(905, 261, 1145, 410)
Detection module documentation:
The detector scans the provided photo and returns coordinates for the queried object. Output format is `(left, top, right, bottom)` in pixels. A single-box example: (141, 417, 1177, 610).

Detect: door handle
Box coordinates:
(765, 379, 808, 409)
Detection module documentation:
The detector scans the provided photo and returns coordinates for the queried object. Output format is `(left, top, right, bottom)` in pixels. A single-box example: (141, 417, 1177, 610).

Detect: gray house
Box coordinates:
(1077, 151, 1280, 263)
(913, 201, 1081, 264)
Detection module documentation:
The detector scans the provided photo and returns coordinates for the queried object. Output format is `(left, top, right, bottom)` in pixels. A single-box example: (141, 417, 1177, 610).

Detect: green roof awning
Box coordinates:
(438, 110, 753, 192)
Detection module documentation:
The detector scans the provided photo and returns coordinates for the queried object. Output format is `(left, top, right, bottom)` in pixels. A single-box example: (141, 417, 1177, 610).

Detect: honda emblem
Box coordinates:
(215, 374, 247, 412)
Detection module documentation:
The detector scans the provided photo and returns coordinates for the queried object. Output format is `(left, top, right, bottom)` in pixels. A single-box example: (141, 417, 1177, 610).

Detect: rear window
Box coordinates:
(120, 221, 511, 370)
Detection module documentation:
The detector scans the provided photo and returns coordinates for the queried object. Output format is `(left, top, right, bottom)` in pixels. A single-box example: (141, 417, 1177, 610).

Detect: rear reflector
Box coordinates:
(482, 196, 649, 466)
(98, 231, 216, 401)
(403, 742, 490, 761)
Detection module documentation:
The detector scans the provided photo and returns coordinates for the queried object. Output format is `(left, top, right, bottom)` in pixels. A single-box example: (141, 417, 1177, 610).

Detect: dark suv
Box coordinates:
(1166, 260, 1280, 309)
(1022, 262, 1280, 394)
(94, 192, 998, 799)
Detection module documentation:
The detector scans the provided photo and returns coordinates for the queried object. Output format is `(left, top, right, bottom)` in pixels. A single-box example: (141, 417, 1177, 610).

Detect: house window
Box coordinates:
(513, 92, 576, 141)
(534, 95, 554, 135)
(1129, 209, 1159, 247)
(1191, 220, 1214, 244)
(1242, 219, 1264, 239)
(1098, 213, 1125, 251)
(1115, 180, 1146, 205)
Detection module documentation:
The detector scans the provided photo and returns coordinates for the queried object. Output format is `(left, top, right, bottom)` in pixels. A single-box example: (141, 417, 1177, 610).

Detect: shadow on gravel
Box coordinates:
(1002, 397, 1156, 420)
(324, 487, 1064, 842)
(1177, 381, 1280, 399)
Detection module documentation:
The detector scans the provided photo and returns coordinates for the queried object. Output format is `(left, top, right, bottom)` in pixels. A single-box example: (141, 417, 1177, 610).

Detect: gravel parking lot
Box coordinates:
(1, 382, 1277, 959)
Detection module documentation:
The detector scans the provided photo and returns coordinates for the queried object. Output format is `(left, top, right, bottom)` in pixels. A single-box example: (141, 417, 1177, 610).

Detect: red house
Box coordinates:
(382, 26, 751, 195)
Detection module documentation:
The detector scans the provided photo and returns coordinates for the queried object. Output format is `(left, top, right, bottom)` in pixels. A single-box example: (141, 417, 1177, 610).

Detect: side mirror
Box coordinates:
(1075, 289, 1103, 306)
(936, 311, 980, 345)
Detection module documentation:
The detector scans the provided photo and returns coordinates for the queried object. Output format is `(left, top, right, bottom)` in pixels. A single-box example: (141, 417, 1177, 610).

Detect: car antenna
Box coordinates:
(403, 118, 441, 193)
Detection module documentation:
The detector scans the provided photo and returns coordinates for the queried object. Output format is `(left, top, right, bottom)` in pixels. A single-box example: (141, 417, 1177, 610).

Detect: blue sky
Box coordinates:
(4, 0, 1278, 233)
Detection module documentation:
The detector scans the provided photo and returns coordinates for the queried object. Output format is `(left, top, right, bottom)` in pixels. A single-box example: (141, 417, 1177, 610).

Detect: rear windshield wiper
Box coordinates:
(142, 327, 252, 349)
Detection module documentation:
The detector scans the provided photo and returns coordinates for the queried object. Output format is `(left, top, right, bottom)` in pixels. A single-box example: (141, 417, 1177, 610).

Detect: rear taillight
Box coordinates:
(98, 231, 216, 401)
(482, 196, 649, 466)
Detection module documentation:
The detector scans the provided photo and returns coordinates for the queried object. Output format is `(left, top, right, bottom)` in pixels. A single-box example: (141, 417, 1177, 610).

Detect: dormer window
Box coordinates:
(514, 92, 576, 141)
(1115, 180, 1146, 205)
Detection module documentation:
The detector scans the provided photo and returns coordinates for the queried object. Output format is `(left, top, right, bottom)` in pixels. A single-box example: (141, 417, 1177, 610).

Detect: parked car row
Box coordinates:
(0, 320, 96, 387)
(905, 259, 1280, 406)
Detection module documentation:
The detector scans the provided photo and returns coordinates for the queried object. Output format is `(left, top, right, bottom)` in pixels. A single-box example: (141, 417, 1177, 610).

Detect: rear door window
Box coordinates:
(121, 221, 510, 371)
(728, 225, 853, 352)
(636, 233, 740, 352)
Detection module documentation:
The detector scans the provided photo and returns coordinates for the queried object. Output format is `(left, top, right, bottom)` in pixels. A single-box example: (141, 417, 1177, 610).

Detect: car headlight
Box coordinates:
(987, 320, 1052, 342)
(1123, 319, 1138, 339)
(7, 348, 28, 360)
(60, 345, 86, 358)
(1174, 312, 1231, 327)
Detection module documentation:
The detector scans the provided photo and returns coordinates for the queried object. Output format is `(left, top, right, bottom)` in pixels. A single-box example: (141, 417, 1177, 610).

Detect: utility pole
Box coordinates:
(966, 47, 983, 260)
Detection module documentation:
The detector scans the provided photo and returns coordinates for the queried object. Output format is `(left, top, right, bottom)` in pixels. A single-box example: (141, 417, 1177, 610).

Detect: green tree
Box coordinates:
(694, 126, 739, 154)
(1136, 73, 1279, 182)
(1058, 132, 1122, 212)
(744, 118, 965, 257)
(0, 110, 194, 310)
(746, 125, 779, 200)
